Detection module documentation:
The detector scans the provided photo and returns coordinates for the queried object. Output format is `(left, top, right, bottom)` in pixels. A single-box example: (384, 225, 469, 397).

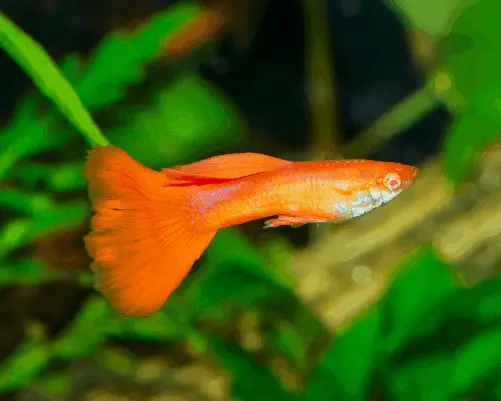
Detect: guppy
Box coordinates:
(84, 146, 419, 317)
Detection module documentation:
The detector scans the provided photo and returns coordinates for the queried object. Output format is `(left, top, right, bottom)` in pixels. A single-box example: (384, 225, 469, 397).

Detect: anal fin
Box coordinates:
(263, 215, 330, 229)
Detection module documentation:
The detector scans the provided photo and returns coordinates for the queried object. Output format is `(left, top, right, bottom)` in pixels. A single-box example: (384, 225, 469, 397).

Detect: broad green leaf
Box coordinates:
(304, 307, 381, 401)
(210, 338, 299, 401)
(379, 246, 458, 355)
(0, 340, 51, 394)
(442, 108, 501, 185)
(0, 12, 108, 147)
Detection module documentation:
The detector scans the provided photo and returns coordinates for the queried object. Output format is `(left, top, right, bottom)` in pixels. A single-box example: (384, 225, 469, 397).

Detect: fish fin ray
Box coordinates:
(84, 146, 216, 317)
(162, 152, 291, 185)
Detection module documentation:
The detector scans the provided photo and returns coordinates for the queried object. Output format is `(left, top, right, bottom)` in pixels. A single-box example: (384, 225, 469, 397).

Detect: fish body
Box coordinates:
(183, 160, 417, 230)
(84, 146, 418, 317)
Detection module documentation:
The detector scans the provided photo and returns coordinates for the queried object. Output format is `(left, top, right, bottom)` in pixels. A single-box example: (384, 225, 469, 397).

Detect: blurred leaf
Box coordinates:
(53, 296, 113, 360)
(108, 72, 247, 168)
(453, 328, 501, 395)
(0, 340, 51, 394)
(0, 200, 88, 262)
(388, 354, 456, 401)
(186, 229, 293, 316)
(435, 276, 501, 326)
(0, 258, 58, 285)
(260, 235, 297, 292)
(0, 219, 33, 262)
(0, 190, 54, 216)
(304, 307, 381, 401)
(387, 327, 501, 401)
(436, 0, 501, 106)
(210, 338, 299, 401)
(442, 108, 501, 185)
(0, 97, 56, 180)
(0, 195, 84, 265)
(14, 162, 86, 192)
(268, 322, 307, 369)
(33, 371, 71, 397)
(74, 2, 202, 110)
(0, 12, 108, 147)
(109, 309, 190, 343)
(96, 346, 138, 376)
(379, 246, 458, 355)
(383, 0, 463, 37)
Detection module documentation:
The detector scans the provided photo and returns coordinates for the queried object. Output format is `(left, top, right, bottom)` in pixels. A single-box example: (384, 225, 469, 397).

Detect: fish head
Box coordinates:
(332, 161, 419, 220)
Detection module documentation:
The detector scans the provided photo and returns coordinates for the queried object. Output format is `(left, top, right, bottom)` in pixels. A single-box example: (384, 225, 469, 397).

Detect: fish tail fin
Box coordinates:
(83, 146, 216, 317)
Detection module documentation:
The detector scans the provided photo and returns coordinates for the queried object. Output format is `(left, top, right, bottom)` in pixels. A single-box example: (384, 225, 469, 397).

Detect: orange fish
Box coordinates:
(83, 146, 419, 317)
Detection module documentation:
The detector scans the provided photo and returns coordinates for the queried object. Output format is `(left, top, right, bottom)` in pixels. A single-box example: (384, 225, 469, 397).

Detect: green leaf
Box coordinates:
(33, 371, 71, 396)
(53, 296, 113, 360)
(0, 97, 57, 180)
(210, 338, 299, 401)
(14, 162, 87, 192)
(0, 340, 51, 394)
(268, 323, 307, 369)
(185, 229, 292, 316)
(0, 12, 109, 147)
(387, 354, 456, 401)
(452, 328, 501, 395)
(0, 190, 54, 216)
(437, 276, 501, 326)
(386, 326, 501, 401)
(383, 0, 464, 37)
(95, 346, 138, 376)
(0, 258, 58, 285)
(108, 72, 247, 168)
(436, 0, 501, 107)
(442, 108, 501, 185)
(74, 2, 202, 110)
(304, 307, 381, 401)
(109, 308, 190, 343)
(379, 246, 458, 355)
(0, 219, 34, 262)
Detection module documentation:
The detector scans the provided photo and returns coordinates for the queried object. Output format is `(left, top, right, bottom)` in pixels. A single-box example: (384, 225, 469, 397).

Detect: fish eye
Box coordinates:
(383, 173, 401, 191)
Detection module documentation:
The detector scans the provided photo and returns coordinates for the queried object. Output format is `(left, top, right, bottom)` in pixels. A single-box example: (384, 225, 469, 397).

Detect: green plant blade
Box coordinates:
(0, 12, 109, 147)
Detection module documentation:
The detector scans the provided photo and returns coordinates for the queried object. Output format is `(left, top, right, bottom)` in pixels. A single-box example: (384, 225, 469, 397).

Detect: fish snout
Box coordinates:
(411, 166, 419, 181)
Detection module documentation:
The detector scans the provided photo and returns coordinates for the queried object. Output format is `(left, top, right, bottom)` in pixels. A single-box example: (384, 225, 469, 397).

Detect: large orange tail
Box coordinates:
(83, 146, 216, 317)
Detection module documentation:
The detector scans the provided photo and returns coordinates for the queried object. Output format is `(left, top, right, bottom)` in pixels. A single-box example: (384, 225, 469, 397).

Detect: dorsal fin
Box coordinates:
(162, 152, 291, 185)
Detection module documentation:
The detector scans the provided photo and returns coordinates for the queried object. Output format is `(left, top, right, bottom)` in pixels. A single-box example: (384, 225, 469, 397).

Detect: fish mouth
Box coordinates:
(410, 166, 419, 182)
(402, 167, 418, 188)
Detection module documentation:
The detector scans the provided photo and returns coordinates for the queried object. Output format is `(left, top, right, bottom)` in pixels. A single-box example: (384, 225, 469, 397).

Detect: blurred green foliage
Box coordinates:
(1, 0, 501, 400)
